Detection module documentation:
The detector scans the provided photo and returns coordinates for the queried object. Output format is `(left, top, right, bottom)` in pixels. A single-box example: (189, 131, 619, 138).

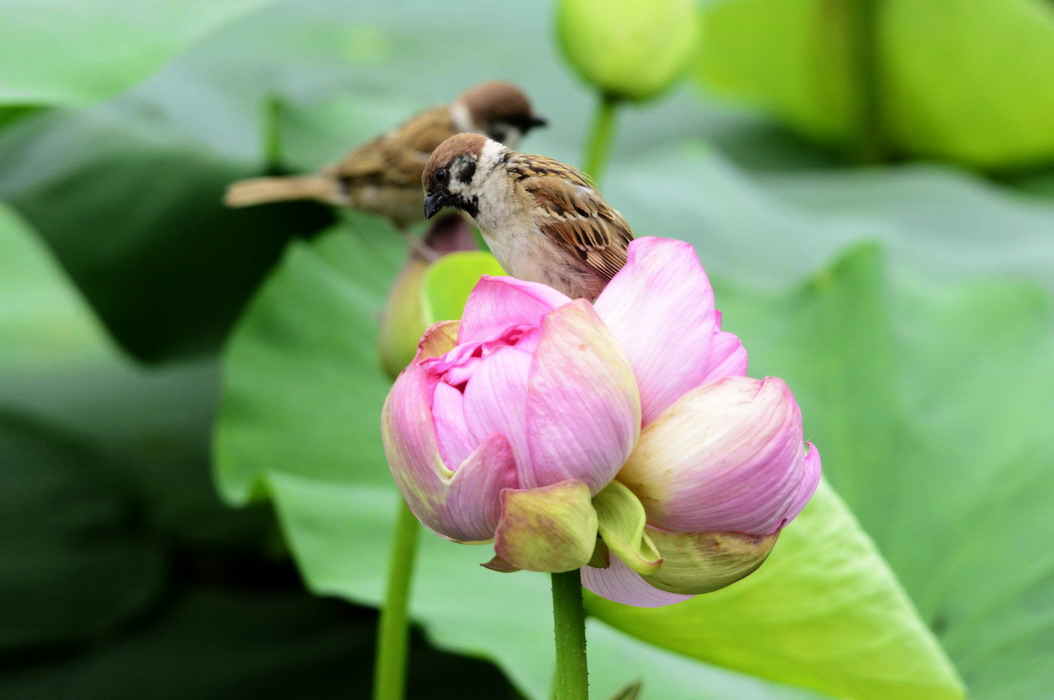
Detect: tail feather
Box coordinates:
(223, 175, 340, 207)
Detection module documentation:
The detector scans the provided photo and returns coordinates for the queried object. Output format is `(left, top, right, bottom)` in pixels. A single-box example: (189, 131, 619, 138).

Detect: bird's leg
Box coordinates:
(399, 227, 441, 263)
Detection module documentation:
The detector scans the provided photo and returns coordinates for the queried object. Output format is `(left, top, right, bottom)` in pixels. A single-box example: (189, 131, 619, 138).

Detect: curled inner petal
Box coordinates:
(459, 275, 571, 344)
(463, 346, 533, 472)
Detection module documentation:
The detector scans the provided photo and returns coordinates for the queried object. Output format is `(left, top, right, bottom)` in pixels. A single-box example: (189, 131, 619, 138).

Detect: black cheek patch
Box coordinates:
(458, 161, 477, 185)
(452, 195, 479, 218)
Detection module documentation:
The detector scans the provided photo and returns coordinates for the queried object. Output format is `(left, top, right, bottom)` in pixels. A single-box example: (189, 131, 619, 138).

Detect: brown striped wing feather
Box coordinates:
(509, 154, 633, 280)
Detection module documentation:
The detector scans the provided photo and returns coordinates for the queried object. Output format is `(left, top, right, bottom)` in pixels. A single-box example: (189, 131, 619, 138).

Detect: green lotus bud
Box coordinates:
(378, 215, 487, 379)
(556, 0, 700, 102)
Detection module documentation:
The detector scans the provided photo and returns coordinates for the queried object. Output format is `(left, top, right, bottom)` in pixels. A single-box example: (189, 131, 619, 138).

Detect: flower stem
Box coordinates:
(551, 569, 589, 700)
(847, 0, 885, 164)
(373, 499, 421, 700)
(262, 93, 285, 173)
(582, 93, 620, 184)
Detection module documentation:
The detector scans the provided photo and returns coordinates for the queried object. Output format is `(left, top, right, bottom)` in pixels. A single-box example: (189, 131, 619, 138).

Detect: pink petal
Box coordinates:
(383, 364, 444, 500)
(700, 330, 748, 383)
(523, 301, 641, 493)
(383, 365, 518, 542)
(782, 442, 822, 524)
(440, 433, 520, 542)
(432, 381, 473, 469)
(459, 276, 572, 344)
(619, 376, 819, 535)
(582, 555, 693, 608)
(594, 237, 723, 425)
(462, 346, 533, 472)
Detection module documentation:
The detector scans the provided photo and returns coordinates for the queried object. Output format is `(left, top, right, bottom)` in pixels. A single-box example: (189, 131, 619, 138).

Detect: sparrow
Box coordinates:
(421, 133, 634, 301)
(224, 81, 547, 230)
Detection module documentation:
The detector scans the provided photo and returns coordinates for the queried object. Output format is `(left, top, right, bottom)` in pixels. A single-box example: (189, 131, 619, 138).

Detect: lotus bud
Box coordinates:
(378, 214, 479, 379)
(381, 277, 641, 572)
(556, 0, 700, 102)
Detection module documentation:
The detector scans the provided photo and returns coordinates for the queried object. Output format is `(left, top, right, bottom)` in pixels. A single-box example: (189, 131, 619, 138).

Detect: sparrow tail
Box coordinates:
(223, 176, 340, 207)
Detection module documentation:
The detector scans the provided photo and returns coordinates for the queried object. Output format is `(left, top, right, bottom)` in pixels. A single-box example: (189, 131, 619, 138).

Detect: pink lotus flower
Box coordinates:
(382, 237, 821, 595)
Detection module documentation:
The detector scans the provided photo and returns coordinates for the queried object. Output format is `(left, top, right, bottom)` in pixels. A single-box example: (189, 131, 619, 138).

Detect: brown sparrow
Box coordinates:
(421, 133, 633, 301)
(224, 81, 546, 230)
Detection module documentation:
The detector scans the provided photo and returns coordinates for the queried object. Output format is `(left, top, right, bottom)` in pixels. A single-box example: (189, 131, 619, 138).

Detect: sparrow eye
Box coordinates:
(435, 168, 449, 184)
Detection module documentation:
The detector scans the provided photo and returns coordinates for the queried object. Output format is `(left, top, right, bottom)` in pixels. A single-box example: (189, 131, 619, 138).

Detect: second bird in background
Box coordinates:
(422, 133, 634, 302)
(224, 81, 546, 231)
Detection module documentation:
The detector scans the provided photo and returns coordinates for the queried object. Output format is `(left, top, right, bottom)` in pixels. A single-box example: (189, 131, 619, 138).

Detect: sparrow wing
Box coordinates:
(513, 155, 633, 280)
(328, 106, 457, 187)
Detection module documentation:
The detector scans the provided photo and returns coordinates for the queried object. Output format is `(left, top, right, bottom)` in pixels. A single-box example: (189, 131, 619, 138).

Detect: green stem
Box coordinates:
(263, 94, 285, 173)
(373, 499, 421, 700)
(847, 0, 884, 164)
(551, 569, 589, 700)
(582, 93, 620, 184)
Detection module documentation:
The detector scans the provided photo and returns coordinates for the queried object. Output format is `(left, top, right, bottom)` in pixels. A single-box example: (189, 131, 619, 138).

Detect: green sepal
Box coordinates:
(593, 479, 662, 576)
(493, 480, 598, 573)
(643, 529, 778, 595)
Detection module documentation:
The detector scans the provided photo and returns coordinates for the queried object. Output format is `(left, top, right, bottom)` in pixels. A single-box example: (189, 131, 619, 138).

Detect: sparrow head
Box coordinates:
(422, 133, 500, 220)
(453, 81, 547, 147)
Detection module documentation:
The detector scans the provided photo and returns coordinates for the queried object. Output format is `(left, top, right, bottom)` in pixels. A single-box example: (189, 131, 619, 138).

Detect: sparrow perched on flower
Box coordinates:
(224, 81, 547, 229)
(422, 133, 633, 301)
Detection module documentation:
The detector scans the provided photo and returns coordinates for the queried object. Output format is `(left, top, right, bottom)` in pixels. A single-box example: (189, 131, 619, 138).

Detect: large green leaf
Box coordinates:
(0, 412, 168, 650)
(696, 0, 1054, 168)
(0, 0, 279, 112)
(0, 106, 334, 361)
(0, 205, 166, 648)
(602, 144, 1054, 293)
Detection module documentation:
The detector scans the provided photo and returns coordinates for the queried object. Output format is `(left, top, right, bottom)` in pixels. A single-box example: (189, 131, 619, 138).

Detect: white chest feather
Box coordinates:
(471, 174, 551, 283)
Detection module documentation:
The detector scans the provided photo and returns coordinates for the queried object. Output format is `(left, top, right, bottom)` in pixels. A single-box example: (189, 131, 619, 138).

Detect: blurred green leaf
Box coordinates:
(0, 203, 110, 367)
(0, 412, 167, 650)
(0, 106, 334, 361)
(603, 145, 1054, 293)
(0, 0, 279, 114)
(214, 219, 404, 505)
(0, 207, 167, 648)
(711, 245, 1054, 698)
(0, 200, 270, 551)
(696, 0, 1054, 168)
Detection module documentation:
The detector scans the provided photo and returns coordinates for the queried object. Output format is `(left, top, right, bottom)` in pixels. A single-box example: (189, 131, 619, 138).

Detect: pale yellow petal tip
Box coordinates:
(644, 529, 779, 595)
(493, 479, 599, 573)
(414, 320, 460, 362)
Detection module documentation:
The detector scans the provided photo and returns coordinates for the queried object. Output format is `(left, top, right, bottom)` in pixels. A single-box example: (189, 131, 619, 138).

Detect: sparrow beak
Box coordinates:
(526, 114, 548, 131)
(424, 192, 447, 219)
